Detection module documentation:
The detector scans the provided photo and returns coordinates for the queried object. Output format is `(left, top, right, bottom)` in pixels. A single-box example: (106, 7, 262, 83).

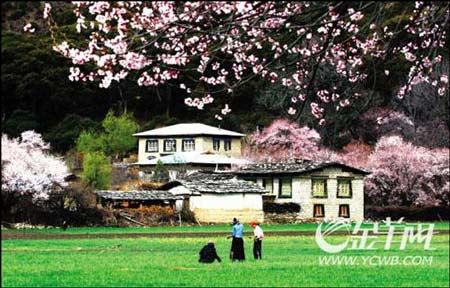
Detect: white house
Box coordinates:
(133, 123, 246, 172)
(230, 160, 370, 222)
(161, 172, 266, 223)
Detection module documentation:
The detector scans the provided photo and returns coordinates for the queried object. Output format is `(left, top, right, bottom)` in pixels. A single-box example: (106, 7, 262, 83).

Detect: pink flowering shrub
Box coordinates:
(364, 136, 449, 207)
(1, 131, 69, 202)
(337, 140, 374, 169)
(244, 119, 334, 162)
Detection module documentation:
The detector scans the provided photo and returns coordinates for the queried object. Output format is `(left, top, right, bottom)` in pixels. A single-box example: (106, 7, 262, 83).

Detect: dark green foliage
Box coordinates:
(141, 115, 180, 131)
(154, 160, 169, 181)
(44, 114, 99, 152)
(2, 109, 40, 137)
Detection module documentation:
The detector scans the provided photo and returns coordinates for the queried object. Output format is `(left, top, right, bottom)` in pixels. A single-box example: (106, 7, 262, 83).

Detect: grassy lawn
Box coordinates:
(3, 221, 449, 235)
(2, 233, 449, 287)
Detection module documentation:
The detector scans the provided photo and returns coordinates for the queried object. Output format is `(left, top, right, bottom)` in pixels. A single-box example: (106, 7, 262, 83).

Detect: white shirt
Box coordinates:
(253, 225, 264, 240)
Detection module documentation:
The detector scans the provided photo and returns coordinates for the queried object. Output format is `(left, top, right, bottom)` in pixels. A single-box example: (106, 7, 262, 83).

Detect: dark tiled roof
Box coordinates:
(95, 190, 182, 201)
(232, 159, 370, 175)
(166, 172, 267, 194)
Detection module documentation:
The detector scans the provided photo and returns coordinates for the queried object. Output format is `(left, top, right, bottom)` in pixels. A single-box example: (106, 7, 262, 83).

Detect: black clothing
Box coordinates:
(199, 243, 221, 263)
(230, 237, 245, 261)
(253, 239, 262, 260)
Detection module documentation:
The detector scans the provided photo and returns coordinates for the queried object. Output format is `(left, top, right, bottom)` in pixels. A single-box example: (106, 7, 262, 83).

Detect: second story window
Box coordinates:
(312, 178, 327, 198)
(262, 178, 273, 194)
(145, 139, 158, 152)
(182, 139, 195, 152)
(278, 177, 292, 198)
(163, 139, 176, 152)
(213, 138, 220, 151)
(224, 139, 231, 151)
(337, 178, 352, 198)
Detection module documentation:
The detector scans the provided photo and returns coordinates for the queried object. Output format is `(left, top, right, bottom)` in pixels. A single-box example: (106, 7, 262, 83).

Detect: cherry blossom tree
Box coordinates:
(243, 118, 334, 161)
(364, 135, 449, 207)
(1, 131, 69, 202)
(30, 1, 448, 123)
(337, 140, 374, 168)
(245, 118, 448, 207)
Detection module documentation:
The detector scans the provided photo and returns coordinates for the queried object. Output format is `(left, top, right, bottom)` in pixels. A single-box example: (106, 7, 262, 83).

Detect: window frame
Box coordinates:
(224, 138, 232, 151)
(313, 204, 325, 218)
(182, 138, 195, 152)
(311, 177, 328, 198)
(339, 204, 350, 218)
(278, 177, 293, 199)
(337, 178, 353, 198)
(145, 139, 159, 153)
(163, 139, 177, 152)
(262, 177, 274, 194)
(212, 137, 220, 151)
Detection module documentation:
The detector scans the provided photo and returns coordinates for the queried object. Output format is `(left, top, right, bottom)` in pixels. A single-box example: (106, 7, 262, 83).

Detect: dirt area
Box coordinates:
(2, 230, 326, 240)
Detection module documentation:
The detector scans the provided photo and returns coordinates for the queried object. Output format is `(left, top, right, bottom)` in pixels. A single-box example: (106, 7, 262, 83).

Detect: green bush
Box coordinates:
(154, 159, 168, 180)
(75, 111, 139, 160)
(76, 131, 105, 154)
(81, 152, 111, 190)
(101, 111, 139, 159)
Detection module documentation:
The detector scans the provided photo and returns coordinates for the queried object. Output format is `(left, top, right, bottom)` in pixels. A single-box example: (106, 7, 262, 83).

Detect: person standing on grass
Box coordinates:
(227, 217, 245, 261)
(250, 221, 264, 260)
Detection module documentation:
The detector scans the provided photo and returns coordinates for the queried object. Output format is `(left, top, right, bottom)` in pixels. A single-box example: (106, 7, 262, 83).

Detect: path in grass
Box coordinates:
(2, 234, 449, 287)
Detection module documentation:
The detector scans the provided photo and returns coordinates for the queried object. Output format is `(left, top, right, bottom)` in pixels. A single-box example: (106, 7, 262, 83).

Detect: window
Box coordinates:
(163, 139, 176, 152)
(313, 204, 325, 217)
(337, 178, 352, 198)
(312, 178, 327, 198)
(262, 178, 273, 194)
(145, 139, 158, 152)
(339, 204, 350, 218)
(278, 178, 292, 198)
(224, 139, 231, 151)
(182, 139, 195, 152)
(213, 138, 220, 151)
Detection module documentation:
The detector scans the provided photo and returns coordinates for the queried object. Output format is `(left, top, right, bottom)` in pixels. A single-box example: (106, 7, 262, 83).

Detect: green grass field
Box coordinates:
(2, 226, 449, 287)
(3, 221, 449, 235)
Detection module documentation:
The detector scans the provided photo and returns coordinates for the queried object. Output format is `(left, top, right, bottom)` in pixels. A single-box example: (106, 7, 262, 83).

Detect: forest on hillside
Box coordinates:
(1, 1, 449, 154)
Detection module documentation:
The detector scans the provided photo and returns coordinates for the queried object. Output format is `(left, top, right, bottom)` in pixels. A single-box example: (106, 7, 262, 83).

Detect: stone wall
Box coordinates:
(254, 167, 365, 221)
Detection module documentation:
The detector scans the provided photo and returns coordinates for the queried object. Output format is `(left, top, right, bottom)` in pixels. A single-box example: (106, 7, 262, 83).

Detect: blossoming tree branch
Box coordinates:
(31, 1, 448, 123)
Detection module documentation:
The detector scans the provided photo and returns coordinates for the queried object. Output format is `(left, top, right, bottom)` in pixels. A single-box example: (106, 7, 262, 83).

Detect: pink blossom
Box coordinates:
(38, 2, 448, 123)
(23, 23, 35, 33)
(287, 107, 296, 115)
(43, 3, 52, 19)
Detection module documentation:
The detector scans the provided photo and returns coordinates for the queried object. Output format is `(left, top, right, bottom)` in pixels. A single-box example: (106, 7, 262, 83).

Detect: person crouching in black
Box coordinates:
(199, 241, 221, 263)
